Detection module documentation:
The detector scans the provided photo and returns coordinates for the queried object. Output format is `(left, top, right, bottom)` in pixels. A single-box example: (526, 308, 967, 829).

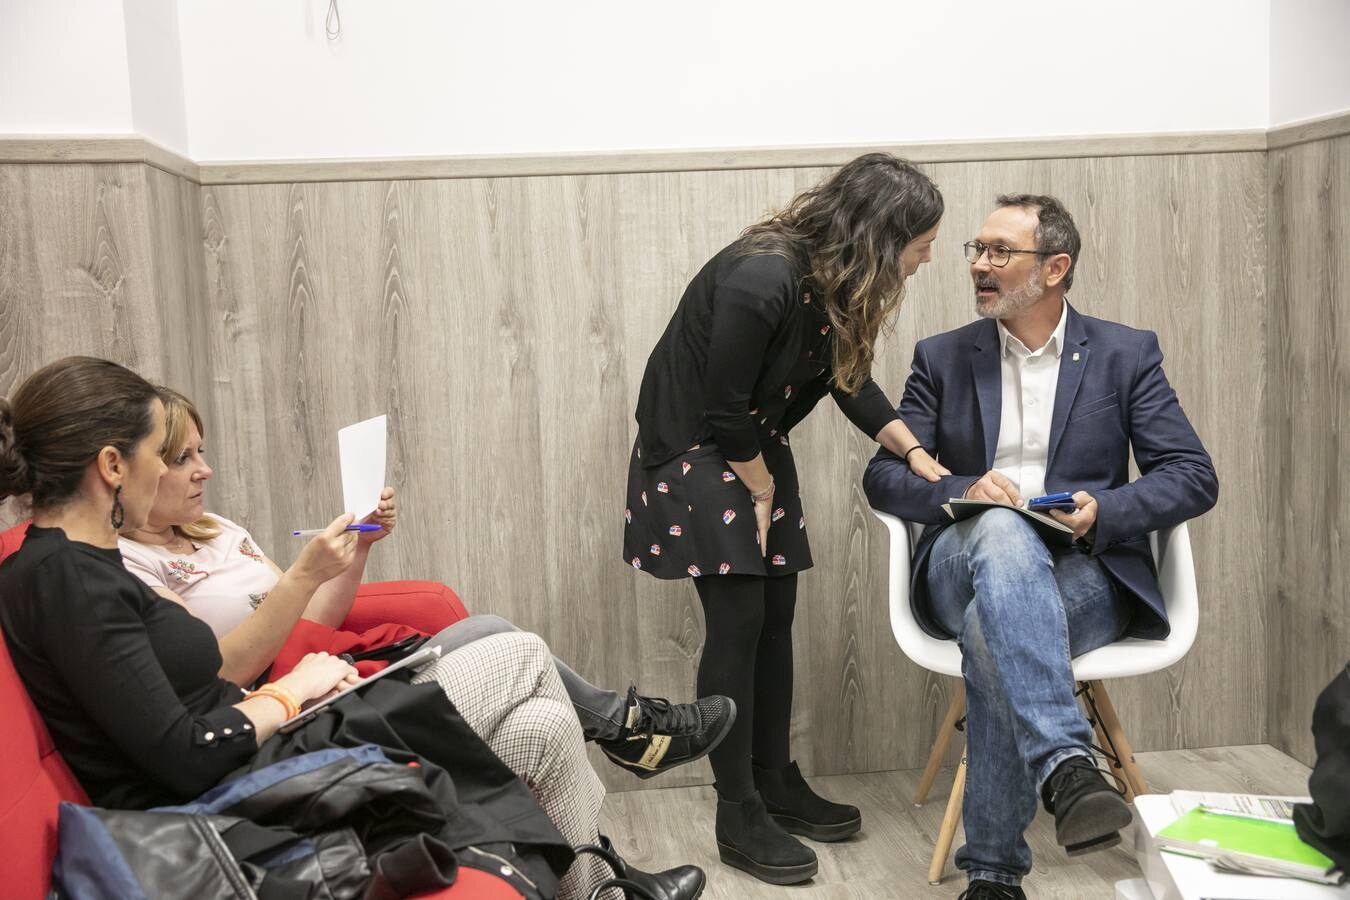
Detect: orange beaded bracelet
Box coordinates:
(245, 683, 301, 720)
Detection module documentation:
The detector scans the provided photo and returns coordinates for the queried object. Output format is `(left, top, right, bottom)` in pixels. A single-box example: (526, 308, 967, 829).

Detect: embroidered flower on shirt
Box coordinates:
(237, 538, 263, 563)
(167, 559, 206, 584)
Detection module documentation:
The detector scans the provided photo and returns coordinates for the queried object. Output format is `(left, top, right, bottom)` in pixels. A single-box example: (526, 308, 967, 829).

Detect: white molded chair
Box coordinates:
(870, 509, 1200, 884)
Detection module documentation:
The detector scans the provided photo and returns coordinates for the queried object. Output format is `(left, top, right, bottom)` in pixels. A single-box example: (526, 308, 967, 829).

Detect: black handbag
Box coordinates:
(51, 745, 547, 899)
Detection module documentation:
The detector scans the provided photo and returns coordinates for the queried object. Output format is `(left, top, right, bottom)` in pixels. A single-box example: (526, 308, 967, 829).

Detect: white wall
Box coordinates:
(13, 0, 1348, 160)
(0, 0, 189, 153)
(123, 0, 190, 153)
(0, 0, 135, 136)
(1270, 0, 1350, 126)
(177, 0, 1270, 161)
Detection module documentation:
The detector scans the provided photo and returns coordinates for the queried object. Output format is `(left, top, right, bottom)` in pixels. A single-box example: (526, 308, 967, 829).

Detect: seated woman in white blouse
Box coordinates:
(119, 386, 732, 768)
(117, 387, 732, 900)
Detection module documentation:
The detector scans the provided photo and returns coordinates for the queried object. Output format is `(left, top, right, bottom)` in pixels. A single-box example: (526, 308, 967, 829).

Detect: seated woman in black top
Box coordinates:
(0, 356, 704, 900)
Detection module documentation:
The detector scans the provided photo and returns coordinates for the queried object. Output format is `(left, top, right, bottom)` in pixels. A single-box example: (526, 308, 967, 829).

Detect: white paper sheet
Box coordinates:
(338, 415, 387, 519)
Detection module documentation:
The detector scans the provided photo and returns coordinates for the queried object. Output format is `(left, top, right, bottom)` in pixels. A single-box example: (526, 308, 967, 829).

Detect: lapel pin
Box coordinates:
(1072, 352, 1080, 362)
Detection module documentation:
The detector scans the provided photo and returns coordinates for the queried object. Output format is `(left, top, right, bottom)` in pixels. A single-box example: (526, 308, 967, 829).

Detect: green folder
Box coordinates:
(1157, 807, 1336, 879)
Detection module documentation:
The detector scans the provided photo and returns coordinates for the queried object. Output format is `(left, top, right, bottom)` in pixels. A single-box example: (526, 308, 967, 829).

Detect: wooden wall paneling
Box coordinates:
(1266, 135, 1349, 766)
(197, 184, 280, 545)
(0, 162, 198, 391)
(0, 162, 206, 525)
(1088, 152, 1270, 754)
(0, 136, 1339, 794)
(144, 166, 213, 407)
(195, 152, 1276, 792)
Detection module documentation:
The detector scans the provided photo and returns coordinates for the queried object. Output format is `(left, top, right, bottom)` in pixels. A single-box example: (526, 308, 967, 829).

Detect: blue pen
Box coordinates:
(291, 524, 384, 537)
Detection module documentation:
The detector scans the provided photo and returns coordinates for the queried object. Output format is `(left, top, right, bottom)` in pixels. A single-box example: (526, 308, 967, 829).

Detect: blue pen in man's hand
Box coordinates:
(291, 524, 383, 537)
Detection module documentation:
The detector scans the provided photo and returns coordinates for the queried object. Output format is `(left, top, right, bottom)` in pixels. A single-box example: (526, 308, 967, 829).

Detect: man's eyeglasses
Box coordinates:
(963, 240, 1059, 267)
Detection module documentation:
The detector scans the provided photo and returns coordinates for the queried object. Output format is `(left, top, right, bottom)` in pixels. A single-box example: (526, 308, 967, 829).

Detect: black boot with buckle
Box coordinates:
(572, 835, 706, 900)
(753, 759, 862, 841)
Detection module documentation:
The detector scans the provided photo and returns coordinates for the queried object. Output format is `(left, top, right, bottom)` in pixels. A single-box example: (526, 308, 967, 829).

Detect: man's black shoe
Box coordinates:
(598, 688, 736, 779)
(957, 880, 1027, 899)
(1042, 755, 1133, 855)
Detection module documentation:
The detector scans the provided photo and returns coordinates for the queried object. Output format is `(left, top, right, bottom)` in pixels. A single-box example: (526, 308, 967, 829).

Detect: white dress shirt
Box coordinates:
(992, 302, 1068, 501)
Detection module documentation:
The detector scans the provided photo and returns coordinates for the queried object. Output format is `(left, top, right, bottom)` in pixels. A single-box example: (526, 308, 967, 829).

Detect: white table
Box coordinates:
(1116, 794, 1349, 900)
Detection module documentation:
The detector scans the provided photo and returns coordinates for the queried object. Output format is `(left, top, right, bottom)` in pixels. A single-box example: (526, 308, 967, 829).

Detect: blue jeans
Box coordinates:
(926, 509, 1133, 887)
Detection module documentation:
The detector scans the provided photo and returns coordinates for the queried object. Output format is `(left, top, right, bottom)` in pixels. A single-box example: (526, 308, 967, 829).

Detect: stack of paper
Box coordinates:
(1157, 803, 1345, 886)
(1169, 790, 1303, 823)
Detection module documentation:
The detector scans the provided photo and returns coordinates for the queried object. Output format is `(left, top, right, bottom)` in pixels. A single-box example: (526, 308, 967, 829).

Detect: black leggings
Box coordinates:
(694, 573, 798, 800)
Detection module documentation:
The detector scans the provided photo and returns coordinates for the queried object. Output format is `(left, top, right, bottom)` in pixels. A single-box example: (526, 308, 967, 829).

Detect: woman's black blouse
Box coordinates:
(633, 241, 899, 467)
(0, 525, 256, 809)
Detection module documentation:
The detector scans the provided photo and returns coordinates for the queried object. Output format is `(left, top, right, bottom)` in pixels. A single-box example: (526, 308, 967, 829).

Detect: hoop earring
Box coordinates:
(110, 485, 125, 529)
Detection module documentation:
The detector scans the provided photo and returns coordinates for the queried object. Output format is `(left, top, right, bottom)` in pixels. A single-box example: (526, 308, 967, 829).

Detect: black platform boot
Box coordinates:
(753, 760, 862, 841)
(714, 788, 818, 884)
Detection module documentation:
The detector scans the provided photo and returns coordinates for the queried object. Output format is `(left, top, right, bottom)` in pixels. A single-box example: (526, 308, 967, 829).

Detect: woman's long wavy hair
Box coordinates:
(157, 387, 222, 542)
(739, 153, 943, 393)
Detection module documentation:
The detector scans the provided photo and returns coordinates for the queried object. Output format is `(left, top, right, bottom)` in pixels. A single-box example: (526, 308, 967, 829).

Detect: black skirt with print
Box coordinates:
(621, 431, 812, 580)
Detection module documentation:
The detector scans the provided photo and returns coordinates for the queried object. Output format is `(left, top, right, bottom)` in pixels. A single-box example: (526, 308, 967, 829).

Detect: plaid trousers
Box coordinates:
(413, 631, 619, 900)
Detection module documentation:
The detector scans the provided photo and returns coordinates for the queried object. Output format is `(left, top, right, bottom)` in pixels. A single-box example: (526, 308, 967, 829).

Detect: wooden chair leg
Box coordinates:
(1078, 682, 1135, 802)
(915, 683, 966, 806)
(1089, 680, 1148, 798)
(928, 753, 967, 885)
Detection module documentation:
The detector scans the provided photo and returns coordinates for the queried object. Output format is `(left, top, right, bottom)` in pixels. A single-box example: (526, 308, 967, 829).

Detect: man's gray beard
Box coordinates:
(976, 265, 1044, 319)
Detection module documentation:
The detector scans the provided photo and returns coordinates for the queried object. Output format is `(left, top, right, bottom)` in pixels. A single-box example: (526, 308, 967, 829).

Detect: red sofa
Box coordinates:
(0, 521, 524, 899)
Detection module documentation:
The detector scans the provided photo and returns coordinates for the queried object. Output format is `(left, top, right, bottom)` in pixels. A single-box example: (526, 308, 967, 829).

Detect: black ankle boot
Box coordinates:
(753, 760, 862, 841)
(714, 789, 818, 885)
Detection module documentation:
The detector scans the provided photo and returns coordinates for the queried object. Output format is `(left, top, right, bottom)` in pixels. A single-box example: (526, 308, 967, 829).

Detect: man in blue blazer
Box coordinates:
(864, 195, 1218, 900)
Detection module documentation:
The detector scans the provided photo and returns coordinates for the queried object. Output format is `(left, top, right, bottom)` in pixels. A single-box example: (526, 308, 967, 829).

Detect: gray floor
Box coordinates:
(599, 744, 1311, 900)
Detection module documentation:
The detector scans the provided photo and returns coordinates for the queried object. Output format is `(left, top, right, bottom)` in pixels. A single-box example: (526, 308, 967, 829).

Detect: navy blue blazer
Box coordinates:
(863, 304, 1219, 640)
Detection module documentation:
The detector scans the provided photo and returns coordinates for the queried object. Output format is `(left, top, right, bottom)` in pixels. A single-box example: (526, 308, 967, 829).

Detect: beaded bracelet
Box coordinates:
(749, 475, 775, 503)
(246, 683, 301, 720)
